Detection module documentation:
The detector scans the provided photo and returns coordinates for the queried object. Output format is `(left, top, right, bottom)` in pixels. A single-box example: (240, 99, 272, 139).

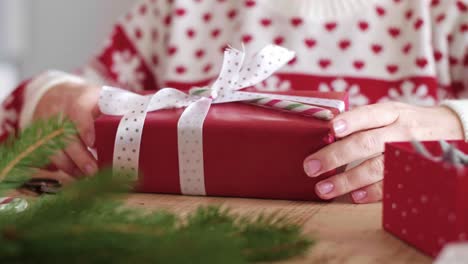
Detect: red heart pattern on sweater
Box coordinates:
(291, 17, 303, 27)
(175, 65, 186, 74)
(325, 22, 338, 32)
(386, 65, 399, 74)
(405, 9, 413, 20)
(371, 44, 383, 54)
(164, 15, 172, 26)
(202, 13, 212, 23)
(339, 39, 351, 50)
(260, 18, 272, 27)
(436, 14, 446, 23)
(461, 24, 468, 32)
(449, 56, 459, 65)
(433, 50, 443, 62)
(457, 1, 467, 12)
(358, 21, 369, 31)
(245, 0, 256, 7)
(211, 28, 221, 38)
(135, 28, 143, 39)
(388, 27, 401, 38)
(139, 4, 147, 15)
(186, 28, 196, 38)
(227, 9, 238, 19)
(319, 59, 331, 69)
(203, 63, 213, 73)
(195, 49, 205, 58)
(112, 0, 465, 96)
(274, 36, 284, 45)
(167, 46, 178, 56)
(414, 18, 424, 30)
(415, 57, 428, 68)
(402, 43, 412, 54)
(175, 8, 186, 16)
(353, 60, 365, 70)
(304, 38, 316, 49)
(242, 34, 253, 43)
(151, 54, 159, 66)
(376, 6, 386, 16)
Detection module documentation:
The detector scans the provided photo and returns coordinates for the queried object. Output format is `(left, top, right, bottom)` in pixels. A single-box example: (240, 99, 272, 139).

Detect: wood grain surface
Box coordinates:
(125, 194, 432, 264)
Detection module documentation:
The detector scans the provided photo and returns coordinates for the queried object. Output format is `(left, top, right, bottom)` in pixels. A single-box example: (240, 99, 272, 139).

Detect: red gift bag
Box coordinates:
(383, 141, 468, 257)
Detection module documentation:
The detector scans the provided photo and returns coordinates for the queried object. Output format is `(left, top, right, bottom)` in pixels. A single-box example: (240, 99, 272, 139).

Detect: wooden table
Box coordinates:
(125, 194, 432, 264)
(28, 171, 431, 263)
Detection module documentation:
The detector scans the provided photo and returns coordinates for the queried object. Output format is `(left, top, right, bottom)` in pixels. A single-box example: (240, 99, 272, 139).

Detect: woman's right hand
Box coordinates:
(33, 82, 102, 177)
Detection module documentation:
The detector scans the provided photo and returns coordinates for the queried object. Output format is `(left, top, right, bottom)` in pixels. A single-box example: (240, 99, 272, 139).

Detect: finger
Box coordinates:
(69, 90, 100, 147)
(64, 136, 98, 176)
(50, 150, 82, 177)
(331, 102, 400, 138)
(351, 182, 383, 204)
(304, 126, 396, 177)
(70, 110, 96, 148)
(314, 155, 384, 200)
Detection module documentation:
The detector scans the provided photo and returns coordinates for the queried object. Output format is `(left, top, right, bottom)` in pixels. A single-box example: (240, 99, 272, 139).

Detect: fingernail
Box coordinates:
(352, 190, 368, 201)
(84, 163, 97, 175)
(304, 159, 322, 177)
(86, 132, 95, 147)
(317, 181, 334, 195)
(333, 120, 347, 135)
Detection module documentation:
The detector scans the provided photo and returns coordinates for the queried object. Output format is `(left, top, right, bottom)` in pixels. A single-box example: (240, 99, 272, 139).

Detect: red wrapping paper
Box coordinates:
(95, 91, 348, 201)
(383, 141, 468, 257)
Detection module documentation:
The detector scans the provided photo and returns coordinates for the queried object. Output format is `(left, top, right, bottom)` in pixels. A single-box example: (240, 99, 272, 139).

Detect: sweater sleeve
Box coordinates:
(0, 0, 162, 143)
(433, 0, 468, 139)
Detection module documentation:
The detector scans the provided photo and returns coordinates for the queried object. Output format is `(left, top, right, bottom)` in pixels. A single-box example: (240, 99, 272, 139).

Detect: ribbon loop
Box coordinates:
(210, 46, 245, 98)
(235, 44, 295, 90)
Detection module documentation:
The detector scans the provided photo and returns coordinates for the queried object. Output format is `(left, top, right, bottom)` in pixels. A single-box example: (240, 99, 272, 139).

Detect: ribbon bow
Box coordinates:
(99, 44, 345, 195)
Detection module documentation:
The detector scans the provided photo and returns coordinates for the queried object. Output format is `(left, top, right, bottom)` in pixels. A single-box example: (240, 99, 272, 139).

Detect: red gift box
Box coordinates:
(383, 141, 468, 257)
(95, 91, 348, 201)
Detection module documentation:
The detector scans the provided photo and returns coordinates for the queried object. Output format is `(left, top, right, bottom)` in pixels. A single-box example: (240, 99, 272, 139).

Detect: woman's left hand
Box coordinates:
(303, 102, 464, 203)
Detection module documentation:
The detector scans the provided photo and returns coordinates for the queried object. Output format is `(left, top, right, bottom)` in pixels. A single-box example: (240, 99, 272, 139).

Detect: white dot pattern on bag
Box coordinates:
(459, 233, 467, 241)
(448, 213, 456, 223)
(420, 195, 428, 203)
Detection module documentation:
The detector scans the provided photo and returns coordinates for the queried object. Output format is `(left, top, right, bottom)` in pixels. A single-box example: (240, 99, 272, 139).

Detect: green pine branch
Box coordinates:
(0, 171, 313, 263)
(0, 115, 76, 186)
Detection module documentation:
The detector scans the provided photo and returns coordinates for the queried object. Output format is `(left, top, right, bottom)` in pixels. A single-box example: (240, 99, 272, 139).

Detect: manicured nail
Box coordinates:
(84, 163, 97, 175)
(317, 181, 334, 195)
(352, 190, 368, 201)
(86, 132, 95, 147)
(333, 120, 347, 135)
(304, 159, 322, 177)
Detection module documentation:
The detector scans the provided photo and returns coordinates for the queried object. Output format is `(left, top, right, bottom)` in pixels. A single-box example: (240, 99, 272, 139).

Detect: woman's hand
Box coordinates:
(33, 82, 101, 177)
(303, 102, 464, 203)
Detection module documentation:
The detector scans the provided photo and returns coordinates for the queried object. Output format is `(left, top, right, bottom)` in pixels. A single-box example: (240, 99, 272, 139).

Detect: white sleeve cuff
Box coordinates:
(19, 70, 86, 130)
(440, 99, 468, 141)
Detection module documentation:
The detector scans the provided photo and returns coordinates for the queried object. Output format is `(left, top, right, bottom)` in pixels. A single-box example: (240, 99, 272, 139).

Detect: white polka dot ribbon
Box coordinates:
(99, 44, 346, 195)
